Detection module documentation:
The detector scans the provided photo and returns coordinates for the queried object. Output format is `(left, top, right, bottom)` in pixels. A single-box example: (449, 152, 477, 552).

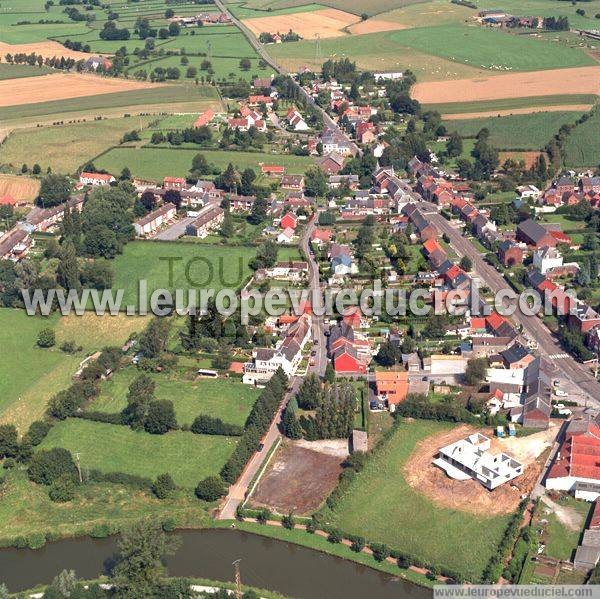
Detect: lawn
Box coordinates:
(443, 111, 587, 151)
(541, 497, 592, 562)
(387, 24, 595, 72)
(0, 309, 148, 431)
(0, 468, 209, 543)
(38, 418, 236, 487)
(95, 147, 314, 181)
(562, 109, 600, 168)
(91, 366, 259, 427)
(111, 241, 256, 308)
(0, 85, 219, 123)
(321, 418, 512, 581)
(0, 116, 155, 174)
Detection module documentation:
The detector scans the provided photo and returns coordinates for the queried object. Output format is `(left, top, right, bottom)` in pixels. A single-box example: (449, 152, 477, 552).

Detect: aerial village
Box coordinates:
(2, 59, 600, 587)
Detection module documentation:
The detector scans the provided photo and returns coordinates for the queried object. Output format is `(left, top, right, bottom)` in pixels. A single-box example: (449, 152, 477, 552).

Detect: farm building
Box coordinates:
(516, 219, 557, 248)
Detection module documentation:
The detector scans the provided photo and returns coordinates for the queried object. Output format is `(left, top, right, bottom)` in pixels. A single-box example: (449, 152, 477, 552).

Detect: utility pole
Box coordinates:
(74, 452, 82, 483)
(232, 559, 242, 599)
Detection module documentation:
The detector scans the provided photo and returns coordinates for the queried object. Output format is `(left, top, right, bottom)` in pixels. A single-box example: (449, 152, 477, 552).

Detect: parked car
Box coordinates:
(554, 389, 568, 397)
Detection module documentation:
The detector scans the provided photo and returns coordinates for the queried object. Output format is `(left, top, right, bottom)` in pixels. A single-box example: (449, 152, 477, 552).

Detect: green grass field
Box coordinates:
(95, 146, 314, 180)
(444, 111, 587, 151)
(0, 309, 147, 430)
(111, 241, 256, 308)
(0, 63, 53, 80)
(0, 468, 210, 542)
(562, 109, 600, 168)
(388, 24, 595, 72)
(0, 116, 155, 174)
(38, 418, 236, 487)
(91, 366, 259, 426)
(322, 419, 512, 581)
(0, 85, 218, 123)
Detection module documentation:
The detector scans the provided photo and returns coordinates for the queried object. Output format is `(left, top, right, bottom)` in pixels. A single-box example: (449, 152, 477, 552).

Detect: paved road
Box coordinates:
(218, 218, 327, 519)
(420, 201, 600, 406)
(153, 216, 196, 240)
(213, 0, 361, 157)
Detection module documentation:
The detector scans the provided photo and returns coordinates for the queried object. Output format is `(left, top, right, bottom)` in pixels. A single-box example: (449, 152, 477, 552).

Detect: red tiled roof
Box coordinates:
(550, 230, 573, 244)
(193, 108, 215, 128)
(0, 194, 17, 205)
(486, 311, 506, 331)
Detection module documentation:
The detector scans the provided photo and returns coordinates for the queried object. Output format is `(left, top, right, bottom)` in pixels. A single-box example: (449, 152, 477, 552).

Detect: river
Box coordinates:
(0, 529, 430, 598)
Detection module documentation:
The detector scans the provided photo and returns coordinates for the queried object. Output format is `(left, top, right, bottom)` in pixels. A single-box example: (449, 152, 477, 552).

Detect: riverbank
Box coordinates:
(0, 528, 425, 598)
(212, 519, 436, 589)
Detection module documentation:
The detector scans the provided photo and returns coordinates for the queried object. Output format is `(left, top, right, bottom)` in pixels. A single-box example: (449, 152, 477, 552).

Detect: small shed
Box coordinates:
(351, 429, 368, 454)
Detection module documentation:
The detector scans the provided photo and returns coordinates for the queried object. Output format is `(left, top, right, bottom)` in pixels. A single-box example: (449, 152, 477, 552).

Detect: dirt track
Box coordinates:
(0, 41, 102, 62)
(404, 424, 552, 516)
(0, 73, 159, 108)
(443, 104, 594, 119)
(412, 66, 600, 104)
(243, 8, 358, 39)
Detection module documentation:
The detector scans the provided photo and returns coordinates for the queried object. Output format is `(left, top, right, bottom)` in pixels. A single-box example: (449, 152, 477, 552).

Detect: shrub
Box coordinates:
(144, 399, 177, 434)
(191, 415, 243, 436)
(2, 458, 15, 470)
(162, 518, 177, 532)
(27, 448, 78, 486)
(349, 535, 365, 553)
(152, 473, 176, 499)
(281, 513, 295, 530)
(27, 532, 46, 550)
(87, 470, 152, 490)
(24, 420, 53, 446)
(49, 475, 76, 502)
(327, 529, 342, 544)
(37, 328, 56, 348)
(0, 424, 18, 458)
(90, 523, 111, 538)
(369, 542, 390, 562)
(256, 508, 271, 525)
(195, 475, 226, 502)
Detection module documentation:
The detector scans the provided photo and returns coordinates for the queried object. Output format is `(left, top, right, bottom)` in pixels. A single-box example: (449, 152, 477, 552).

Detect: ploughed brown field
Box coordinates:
(0, 174, 40, 201)
(0, 73, 161, 108)
(249, 440, 345, 515)
(443, 104, 595, 119)
(0, 41, 102, 62)
(412, 66, 600, 104)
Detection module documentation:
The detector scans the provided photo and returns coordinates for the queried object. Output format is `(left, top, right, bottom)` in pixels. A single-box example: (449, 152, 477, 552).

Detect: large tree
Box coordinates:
(111, 521, 180, 598)
(37, 174, 71, 208)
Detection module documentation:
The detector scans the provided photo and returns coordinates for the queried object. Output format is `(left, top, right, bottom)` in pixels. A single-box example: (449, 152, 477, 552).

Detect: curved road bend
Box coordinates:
(419, 202, 600, 405)
(219, 218, 326, 519)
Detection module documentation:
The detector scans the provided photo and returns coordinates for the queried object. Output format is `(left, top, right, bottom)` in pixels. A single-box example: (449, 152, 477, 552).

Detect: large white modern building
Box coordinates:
(433, 433, 524, 490)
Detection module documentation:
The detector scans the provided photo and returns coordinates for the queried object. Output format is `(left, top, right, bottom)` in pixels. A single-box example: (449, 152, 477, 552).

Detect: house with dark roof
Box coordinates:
(516, 219, 557, 248)
(501, 342, 535, 370)
(498, 240, 523, 267)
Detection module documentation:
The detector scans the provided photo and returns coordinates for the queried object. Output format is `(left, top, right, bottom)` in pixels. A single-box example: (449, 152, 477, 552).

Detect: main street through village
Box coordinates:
(419, 200, 600, 407)
(218, 217, 326, 519)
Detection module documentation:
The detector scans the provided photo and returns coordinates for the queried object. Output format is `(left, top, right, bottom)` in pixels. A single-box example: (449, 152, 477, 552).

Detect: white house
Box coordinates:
(243, 314, 311, 384)
(533, 246, 563, 274)
(79, 172, 115, 187)
(277, 227, 295, 244)
(433, 433, 523, 490)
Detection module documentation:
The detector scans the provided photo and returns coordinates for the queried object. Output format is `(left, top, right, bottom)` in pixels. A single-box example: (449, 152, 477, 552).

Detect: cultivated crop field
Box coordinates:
(562, 109, 600, 167)
(0, 63, 53, 80)
(0, 116, 155, 174)
(0, 73, 158, 109)
(0, 174, 40, 201)
(38, 419, 236, 487)
(444, 111, 587, 151)
(0, 84, 220, 125)
(91, 366, 259, 427)
(111, 241, 256, 308)
(95, 147, 314, 181)
(322, 419, 512, 581)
